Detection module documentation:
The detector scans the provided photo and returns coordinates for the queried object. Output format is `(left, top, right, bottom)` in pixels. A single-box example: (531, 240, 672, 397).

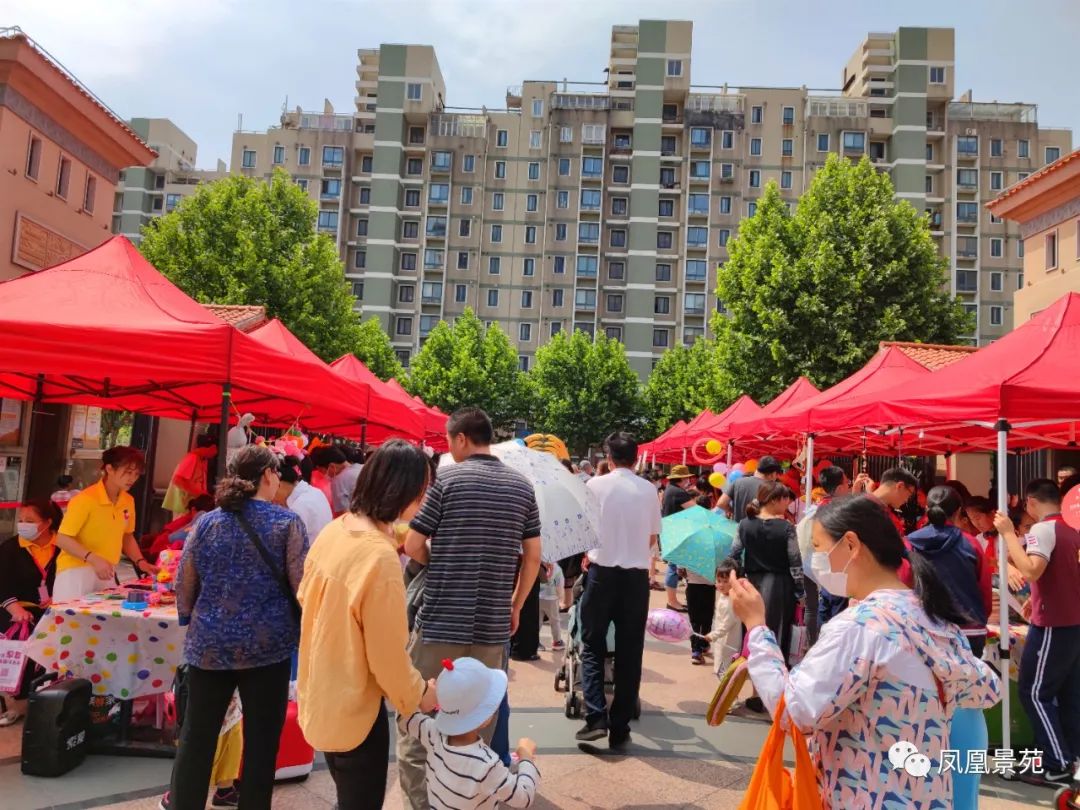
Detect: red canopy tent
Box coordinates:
(639, 420, 688, 464)
(385, 378, 449, 452)
(249, 320, 423, 443)
(0, 236, 418, 444)
(761, 376, 821, 414)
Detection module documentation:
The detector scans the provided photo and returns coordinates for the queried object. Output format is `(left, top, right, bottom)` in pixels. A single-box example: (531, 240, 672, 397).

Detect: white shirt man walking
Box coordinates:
(576, 432, 661, 750)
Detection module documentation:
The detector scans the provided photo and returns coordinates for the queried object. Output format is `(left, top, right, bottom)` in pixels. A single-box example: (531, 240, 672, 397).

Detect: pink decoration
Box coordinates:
(645, 608, 693, 643)
(713, 462, 729, 474)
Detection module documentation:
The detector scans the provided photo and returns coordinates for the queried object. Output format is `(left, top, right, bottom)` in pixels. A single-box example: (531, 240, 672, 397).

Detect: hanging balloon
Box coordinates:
(705, 439, 723, 456)
(645, 608, 693, 643)
(708, 472, 726, 489)
(732, 463, 746, 473)
(744, 459, 759, 474)
(713, 462, 727, 473)
(690, 437, 723, 466)
(728, 470, 744, 482)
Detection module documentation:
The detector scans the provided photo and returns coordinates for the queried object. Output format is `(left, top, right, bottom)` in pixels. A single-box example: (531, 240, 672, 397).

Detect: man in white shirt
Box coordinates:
(576, 432, 661, 750)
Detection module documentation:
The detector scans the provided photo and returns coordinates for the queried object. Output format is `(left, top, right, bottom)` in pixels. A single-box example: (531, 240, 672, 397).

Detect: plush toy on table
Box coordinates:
(155, 548, 182, 592)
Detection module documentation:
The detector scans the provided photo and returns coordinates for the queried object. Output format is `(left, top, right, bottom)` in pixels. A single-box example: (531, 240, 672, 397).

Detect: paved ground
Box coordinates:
(0, 591, 1059, 809)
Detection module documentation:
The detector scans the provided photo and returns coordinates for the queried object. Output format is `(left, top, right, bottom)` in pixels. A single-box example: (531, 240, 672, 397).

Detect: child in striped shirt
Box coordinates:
(399, 657, 540, 809)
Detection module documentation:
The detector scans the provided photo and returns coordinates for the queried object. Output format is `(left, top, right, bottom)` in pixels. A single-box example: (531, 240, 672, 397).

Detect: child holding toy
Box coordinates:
(704, 560, 743, 675)
(398, 657, 540, 809)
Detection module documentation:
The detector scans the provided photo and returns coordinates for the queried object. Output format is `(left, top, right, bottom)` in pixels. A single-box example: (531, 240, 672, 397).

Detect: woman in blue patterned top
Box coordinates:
(165, 444, 309, 810)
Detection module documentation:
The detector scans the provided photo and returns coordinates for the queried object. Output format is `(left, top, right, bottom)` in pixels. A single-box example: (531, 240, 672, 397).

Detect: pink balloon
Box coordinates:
(714, 462, 730, 474)
(733, 463, 746, 473)
(645, 608, 693, 643)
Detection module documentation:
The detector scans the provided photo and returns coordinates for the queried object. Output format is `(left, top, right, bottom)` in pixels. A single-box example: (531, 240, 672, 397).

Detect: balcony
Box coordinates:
(684, 305, 706, 316)
(807, 97, 867, 119)
(660, 180, 682, 192)
(688, 173, 711, 185)
(423, 251, 444, 269)
(431, 114, 487, 139)
(425, 221, 447, 240)
(686, 93, 743, 114)
(552, 93, 610, 111)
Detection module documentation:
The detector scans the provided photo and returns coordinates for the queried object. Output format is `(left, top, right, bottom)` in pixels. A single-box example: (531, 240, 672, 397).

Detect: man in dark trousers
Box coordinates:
(575, 433, 661, 751)
(660, 465, 698, 611)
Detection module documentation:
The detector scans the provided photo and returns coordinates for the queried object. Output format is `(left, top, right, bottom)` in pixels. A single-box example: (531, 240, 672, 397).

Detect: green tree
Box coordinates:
(643, 339, 728, 434)
(713, 155, 972, 401)
(353, 318, 404, 381)
(139, 170, 363, 362)
(406, 308, 528, 432)
(530, 330, 647, 456)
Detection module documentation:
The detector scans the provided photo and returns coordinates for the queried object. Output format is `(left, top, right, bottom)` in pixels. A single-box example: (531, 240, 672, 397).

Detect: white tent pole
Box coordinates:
(805, 434, 815, 508)
(995, 421, 1011, 754)
(682, 447, 687, 465)
(726, 441, 733, 467)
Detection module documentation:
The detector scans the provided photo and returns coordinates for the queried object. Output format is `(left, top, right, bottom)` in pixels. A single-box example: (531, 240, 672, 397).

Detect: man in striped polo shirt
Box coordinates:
(400, 407, 542, 809)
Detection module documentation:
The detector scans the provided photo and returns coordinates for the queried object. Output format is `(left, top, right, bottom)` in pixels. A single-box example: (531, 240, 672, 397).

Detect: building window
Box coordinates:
(360, 155, 372, 173)
(749, 170, 761, 188)
(431, 151, 452, 172)
(241, 149, 256, 169)
(556, 190, 569, 209)
(404, 158, 422, 177)
(558, 158, 571, 177)
(1077, 219, 1080, 260)
(273, 145, 285, 164)
(609, 261, 625, 280)
(721, 130, 734, 149)
(398, 285, 415, 304)
(519, 323, 532, 342)
(666, 59, 682, 77)
(605, 197, 625, 217)
(321, 178, 342, 198)
(352, 281, 364, 299)
(529, 131, 542, 150)
(690, 128, 711, 147)
(554, 256, 565, 274)
(657, 231, 673, 250)
(749, 138, 762, 156)
(816, 133, 829, 152)
(658, 198, 675, 218)
(81, 175, 96, 212)
(956, 136, 978, 155)
(455, 284, 468, 303)
(780, 171, 792, 190)
(1046, 147, 1062, 164)
(553, 288, 564, 307)
(396, 317, 413, 336)
(404, 220, 421, 239)
(405, 188, 421, 207)
(152, 196, 164, 213)
(989, 306, 1003, 327)
(990, 138, 1003, 158)
(1018, 272, 1025, 289)
(751, 106, 763, 125)
(489, 256, 501, 275)
(395, 349, 410, 367)
(1018, 240, 1025, 258)
(525, 193, 538, 213)
(429, 183, 450, 204)
(459, 219, 471, 237)
(497, 129, 508, 148)
(719, 196, 732, 214)
(656, 263, 672, 282)
(956, 169, 978, 188)
(460, 186, 474, 205)
(782, 106, 795, 125)
(1018, 139, 1030, 158)
(576, 256, 598, 277)
(551, 321, 562, 336)
(425, 215, 447, 238)
(409, 127, 425, 145)
(609, 229, 627, 248)
(525, 226, 537, 244)
(925, 175, 933, 194)
(165, 193, 181, 212)
(929, 66, 946, 84)
(354, 250, 366, 269)
(555, 223, 567, 241)
(559, 126, 573, 144)
(53, 155, 72, 199)
(690, 161, 710, 179)
(523, 258, 536, 277)
(487, 289, 499, 307)
(990, 171, 1003, 191)
(457, 251, 469, 269)
(581, 189, 601, 210)
(653, 329, 669, 348)
(528, 162, 540, 180)
(685, 293, 706, 314)
(990, 238, 1003, 258)
(494, 161, 506, 179)
(406, 82, 422, 101)
(956, 202, 978, 223)
(463, 154, 476, 173)
(532, 98, 544, 117)
(490, 224, 503, 243)
(842, 131, 866, 152)
(1046, 231, 1058, 270)
(612, 165, 630, 184)
(926, 143, 934, 161)
(990, 271, 1003, 292)
(400, 252, 417, 271)
(782, 139, 793, 157)
(575, 289, 596, 309)
(492, 192, 504, 211)
(582, 156, 603, 177)
(605, 326, 623, 341)
(718, 229, 730, 247)
(322, 146, 344, 166)
(654, 296, 671, 315)
(687, 227, 707, 247)
(356, 218, 370, 237)
(686, 260, 706, 281)
(578, 223, 599, 243)
(607, 294, 623, 313)
(748, 201, 757, 217)
(422, 249, 443, 269)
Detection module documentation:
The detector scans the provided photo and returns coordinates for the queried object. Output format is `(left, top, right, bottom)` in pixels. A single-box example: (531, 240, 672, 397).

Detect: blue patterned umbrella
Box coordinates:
(660, 506, 738, 579)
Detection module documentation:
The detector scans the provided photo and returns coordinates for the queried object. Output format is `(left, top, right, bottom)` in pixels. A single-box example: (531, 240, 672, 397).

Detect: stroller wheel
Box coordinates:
(554, 668, 565, 693)
(1054, 786, 1080, 810)
(565, 693, 581, 719)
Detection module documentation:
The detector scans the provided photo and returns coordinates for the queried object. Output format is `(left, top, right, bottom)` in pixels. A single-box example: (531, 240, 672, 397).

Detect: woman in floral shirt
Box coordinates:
(166, 444, 309, 810)
(730, 495, 1000, 809)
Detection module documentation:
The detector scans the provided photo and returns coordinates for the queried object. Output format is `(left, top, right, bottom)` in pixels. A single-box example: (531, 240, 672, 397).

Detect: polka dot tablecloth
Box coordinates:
(25, 595, 185, 699)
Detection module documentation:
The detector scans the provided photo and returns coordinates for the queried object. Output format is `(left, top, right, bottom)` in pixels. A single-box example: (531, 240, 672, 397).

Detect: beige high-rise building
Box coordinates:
(230, 21, 1071, 377)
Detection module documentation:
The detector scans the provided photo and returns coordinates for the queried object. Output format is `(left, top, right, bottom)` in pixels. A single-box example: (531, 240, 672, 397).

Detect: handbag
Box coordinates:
(235, 511, 302, 621)
(738, 694, 823, 810)
(706, 656, 749, 726)
(0, 621, 32, 695)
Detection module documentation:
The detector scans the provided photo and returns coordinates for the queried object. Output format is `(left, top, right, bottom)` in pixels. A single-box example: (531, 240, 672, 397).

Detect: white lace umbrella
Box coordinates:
(440, 441, 600, 562)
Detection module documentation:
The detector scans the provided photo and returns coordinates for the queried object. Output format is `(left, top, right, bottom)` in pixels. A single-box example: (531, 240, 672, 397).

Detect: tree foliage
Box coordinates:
(353, 318, 404, 382)
(713, 155, 972, 401)
(643, 339, 728, 435)
(139, 169, 363, 362)
(530, 330, 647, 456)
(405, 308, 528, 433)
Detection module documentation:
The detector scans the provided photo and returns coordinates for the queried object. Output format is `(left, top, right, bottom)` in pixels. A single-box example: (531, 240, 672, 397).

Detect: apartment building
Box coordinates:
(230, 21, 1071, 376)
(113, 118, 226, 242)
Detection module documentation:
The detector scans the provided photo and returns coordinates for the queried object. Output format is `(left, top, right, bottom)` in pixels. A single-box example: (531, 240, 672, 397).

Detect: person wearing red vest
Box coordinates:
(994, 478, 1080, 788)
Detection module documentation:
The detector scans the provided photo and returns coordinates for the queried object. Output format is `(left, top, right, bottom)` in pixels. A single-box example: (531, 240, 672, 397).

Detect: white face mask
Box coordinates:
(16, 522, 42, 541)
(810, 538, 853, 597)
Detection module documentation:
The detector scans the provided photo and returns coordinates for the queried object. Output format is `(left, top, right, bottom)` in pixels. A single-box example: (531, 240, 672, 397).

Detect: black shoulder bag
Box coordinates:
(234, 511, 302, 621)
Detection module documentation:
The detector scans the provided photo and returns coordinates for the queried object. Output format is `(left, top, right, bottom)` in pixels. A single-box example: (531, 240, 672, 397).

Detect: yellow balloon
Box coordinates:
(744, 459, 759, 474)
(709, 472, 726, 489)
(705, 439, 723, 455)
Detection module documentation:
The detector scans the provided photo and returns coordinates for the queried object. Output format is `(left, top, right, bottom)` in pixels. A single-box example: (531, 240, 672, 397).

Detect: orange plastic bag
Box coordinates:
(738, 694, 823, 810)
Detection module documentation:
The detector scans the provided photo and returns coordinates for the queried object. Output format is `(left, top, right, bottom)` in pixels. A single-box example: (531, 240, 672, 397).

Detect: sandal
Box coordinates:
(0, 710, 24, 727)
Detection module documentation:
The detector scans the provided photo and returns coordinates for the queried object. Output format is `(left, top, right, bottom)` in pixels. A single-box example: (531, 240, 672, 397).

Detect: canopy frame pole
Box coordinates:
(216, 384, 231, 480)
(360, 419, 368, 461)
(804, 434, 815, 509)
(726, 441, 733, 467)
(995, 419, 1011, 755)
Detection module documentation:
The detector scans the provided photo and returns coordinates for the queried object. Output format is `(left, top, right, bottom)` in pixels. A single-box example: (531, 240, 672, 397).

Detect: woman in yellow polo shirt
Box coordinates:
(53, 446, 157, 601)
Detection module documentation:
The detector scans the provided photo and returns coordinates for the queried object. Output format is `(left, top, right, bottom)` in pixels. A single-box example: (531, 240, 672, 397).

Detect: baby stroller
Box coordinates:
(553, 580, 642, 721)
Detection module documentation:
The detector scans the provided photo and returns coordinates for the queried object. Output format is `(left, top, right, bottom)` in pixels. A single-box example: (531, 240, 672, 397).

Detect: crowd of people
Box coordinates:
(2, 410, 1079, 808)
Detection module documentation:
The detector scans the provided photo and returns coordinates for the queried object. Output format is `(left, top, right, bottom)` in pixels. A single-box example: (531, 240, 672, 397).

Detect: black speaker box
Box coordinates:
(21, 678, 91, 777)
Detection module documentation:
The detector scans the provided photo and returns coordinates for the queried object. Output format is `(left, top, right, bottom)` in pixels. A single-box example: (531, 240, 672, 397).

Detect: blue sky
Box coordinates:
(7, 0, 1078, 167)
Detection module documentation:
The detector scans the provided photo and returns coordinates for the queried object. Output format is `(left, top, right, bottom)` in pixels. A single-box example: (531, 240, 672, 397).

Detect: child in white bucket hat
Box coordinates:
(399, 657, 540, 808)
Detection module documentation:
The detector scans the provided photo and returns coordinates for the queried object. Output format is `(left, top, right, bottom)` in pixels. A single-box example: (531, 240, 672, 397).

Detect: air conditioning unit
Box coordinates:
(965, 128, 977, 136)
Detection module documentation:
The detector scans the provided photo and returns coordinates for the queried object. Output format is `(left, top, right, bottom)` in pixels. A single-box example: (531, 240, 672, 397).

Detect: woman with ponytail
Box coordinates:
(729, 495, 1000, 809)
(166, 444, 310, 810)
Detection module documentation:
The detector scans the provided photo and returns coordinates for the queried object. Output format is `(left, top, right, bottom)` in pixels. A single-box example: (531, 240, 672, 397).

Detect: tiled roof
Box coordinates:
(206, 304, 268, 332)
(881, 341, 977, 371)
(989, 147, 1080, 206)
